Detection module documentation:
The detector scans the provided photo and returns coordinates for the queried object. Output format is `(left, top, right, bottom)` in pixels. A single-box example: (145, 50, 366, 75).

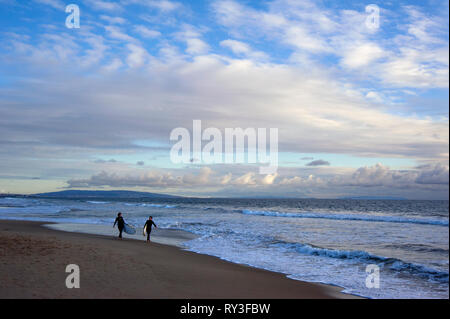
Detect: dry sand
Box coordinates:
(0, 220, 357, 299)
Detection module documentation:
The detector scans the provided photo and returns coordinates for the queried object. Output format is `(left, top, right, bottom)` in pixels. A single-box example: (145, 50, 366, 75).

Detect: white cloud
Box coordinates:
(145, 0, 181, 12)
(80, 34, 108, 67)
(134, 25, 161, 38)
(174, 25, 210, 55)
(33, 0, 64, 9)
(365, 91, 384, 103)
(220, 39, 268, 60)
(102, 58, 123, 72)
(220, 39, 250, 54)
(415, 163, 449, 185)
(379, 48, 449, 88)
(261, 173, 277, 185)
(104, 25, 135, 42)
(212, 0, 449, 89)
(91, 0, 122, 11)
(404, 6, 448, 45)
(183, 38, 208, 55)
(64, 163, 448, 199)
(330, 163, 449, 188)
(100, 15, 127, 24)
(283, 25, 330, 53)
(123, 0, 181, 12)
(126, 44, 149, 67)
(340, 43, 385, 69)
(2, 43, 447, 160)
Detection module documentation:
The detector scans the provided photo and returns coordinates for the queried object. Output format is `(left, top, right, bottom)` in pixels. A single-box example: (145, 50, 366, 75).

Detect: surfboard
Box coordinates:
(123, 223, 136, 235)
(143, 224, 147, 236)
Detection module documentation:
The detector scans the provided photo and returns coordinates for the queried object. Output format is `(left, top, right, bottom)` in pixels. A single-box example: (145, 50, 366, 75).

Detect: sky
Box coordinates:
(0, 0, 448, 199)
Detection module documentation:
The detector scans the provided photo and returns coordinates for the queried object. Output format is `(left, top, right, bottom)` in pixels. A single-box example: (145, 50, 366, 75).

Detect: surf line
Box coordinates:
(180, 303, 214, 317)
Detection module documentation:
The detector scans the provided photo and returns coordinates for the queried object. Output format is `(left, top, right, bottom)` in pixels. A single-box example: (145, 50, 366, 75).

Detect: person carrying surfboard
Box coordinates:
(143, 216, 157, 243)
(113, 212, 125, 239)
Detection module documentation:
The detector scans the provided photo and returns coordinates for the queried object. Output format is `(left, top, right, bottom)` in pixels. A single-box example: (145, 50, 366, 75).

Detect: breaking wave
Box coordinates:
(240, 210, 448, 226)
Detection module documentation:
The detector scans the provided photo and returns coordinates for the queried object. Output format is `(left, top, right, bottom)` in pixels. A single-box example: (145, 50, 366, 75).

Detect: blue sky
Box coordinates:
(0, 0, 448, 199)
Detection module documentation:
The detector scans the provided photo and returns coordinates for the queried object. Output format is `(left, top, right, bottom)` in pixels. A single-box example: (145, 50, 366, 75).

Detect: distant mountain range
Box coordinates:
(0, 191, 410, 200)
(33, 190, 180, 199)
(338, 195, 407, 200)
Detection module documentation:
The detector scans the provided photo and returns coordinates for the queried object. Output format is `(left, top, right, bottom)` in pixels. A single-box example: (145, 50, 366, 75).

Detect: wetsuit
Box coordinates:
(144, 220, 157, 241)
(114, 216, 125, 238)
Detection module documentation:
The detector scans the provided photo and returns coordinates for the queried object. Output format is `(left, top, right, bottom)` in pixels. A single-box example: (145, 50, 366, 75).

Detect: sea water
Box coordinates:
(0, 196, 448, 298)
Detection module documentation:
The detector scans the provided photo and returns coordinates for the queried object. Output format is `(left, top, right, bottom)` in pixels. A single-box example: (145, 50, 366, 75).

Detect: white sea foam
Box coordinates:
(44, 223, 197, 247)
(124, 203, 176, 208)
(240, 209, 449, 226)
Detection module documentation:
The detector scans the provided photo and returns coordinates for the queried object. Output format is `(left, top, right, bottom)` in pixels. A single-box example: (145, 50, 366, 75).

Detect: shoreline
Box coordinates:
(0, 219, 360, 299)
(43, 222, 199, 248)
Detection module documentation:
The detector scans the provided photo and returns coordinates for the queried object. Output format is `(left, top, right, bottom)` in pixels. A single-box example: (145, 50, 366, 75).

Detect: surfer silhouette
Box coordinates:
(113, 212, 125, 239)
(144, 216, 157, 243)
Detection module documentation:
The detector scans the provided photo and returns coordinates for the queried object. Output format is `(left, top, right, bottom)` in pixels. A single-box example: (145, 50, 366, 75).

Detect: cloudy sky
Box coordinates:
(0, 0, 448, 199)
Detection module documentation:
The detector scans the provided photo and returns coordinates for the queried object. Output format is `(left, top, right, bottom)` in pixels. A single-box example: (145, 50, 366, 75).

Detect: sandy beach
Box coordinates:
(0, 219, 355, 299)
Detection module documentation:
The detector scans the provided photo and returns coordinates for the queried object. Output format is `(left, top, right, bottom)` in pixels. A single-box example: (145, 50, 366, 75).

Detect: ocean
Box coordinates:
(0, 196, 448, 299)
